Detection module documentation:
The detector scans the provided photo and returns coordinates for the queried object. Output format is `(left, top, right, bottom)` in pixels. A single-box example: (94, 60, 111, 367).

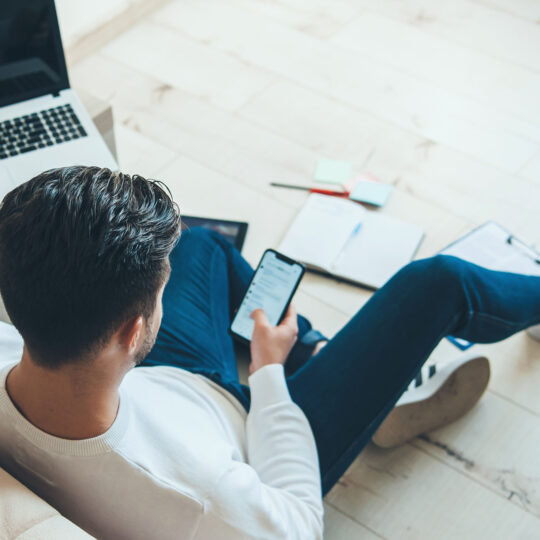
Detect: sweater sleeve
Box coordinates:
(201, 364, 323, 539)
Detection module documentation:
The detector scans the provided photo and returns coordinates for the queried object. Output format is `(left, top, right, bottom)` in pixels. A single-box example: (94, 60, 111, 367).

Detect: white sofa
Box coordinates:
(0, 468, 93, 539)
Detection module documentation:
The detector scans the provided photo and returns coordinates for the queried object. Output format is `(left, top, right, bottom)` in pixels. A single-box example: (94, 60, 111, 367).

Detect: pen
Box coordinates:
(332, 222, 363, 269)
(506, 235, 540, 264)
(270, 182, 350, 198)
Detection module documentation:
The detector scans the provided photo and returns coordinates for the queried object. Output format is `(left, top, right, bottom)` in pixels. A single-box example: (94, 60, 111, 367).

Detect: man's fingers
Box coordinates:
(251, 305, 298, 332)
(250, 308, 270, 327)
(281, 304, 298, 330)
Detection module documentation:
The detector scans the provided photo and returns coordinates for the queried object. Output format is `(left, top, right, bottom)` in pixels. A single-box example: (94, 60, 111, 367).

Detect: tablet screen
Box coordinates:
(181, 215, 248, 251)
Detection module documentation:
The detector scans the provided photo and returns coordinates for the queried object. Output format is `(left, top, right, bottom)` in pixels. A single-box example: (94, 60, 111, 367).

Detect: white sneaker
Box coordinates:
(372, 353, 490, 449)
(527, 325, 540, 342)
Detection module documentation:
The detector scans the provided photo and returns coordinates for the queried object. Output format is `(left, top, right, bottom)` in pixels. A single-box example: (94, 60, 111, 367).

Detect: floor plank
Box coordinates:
(411, 390, 540, 517)
(326, 443, 540, 539)
(329, 10, 540, 138)
(520, 151, 540, 187)
(102, 21, 273, 112)
(152, 0, 540, 172)
(472, 0, 540, 22)
(222, 0, 363, 39)
(323, 503, 383, 539)
(113, 124, 177, 177)
(331, 0, 540, 72)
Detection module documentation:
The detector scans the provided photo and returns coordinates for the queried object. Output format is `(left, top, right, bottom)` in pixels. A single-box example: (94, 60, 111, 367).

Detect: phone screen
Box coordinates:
(230, 250, 304, 342)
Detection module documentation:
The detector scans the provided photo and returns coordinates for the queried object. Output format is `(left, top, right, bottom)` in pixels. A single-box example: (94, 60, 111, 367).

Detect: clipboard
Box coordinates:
(440, 221, 540, 350)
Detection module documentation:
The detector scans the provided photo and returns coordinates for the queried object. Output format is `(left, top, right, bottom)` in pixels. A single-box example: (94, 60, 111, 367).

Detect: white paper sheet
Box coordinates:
(333, 212, 424, 288)
(441, 222, 540, 276)
(278, 194, 364, 271)
(278, 194, 424, 288)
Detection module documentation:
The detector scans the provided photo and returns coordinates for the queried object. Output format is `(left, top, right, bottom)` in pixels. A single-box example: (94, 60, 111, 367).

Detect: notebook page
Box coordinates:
(441, 222, 540, 276)
(278, 194, 364, 270)
(331, 212, 424, 288)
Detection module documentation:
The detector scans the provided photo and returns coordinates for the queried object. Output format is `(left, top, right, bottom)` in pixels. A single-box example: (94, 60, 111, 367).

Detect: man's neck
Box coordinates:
(6, 348, 124, 440)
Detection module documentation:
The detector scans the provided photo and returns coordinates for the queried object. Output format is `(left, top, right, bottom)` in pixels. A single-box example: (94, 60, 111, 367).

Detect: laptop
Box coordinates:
(0, 0, 118, 201)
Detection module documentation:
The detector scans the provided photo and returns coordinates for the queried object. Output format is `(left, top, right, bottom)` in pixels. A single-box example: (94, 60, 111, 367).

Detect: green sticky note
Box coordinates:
(314, 158, 352, 184)
(349, 180, 393, 207)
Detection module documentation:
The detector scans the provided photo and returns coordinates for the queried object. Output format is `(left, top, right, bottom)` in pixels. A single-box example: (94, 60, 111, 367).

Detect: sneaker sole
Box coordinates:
(527, 326, 540, 342)
(372, 355, 490, 449)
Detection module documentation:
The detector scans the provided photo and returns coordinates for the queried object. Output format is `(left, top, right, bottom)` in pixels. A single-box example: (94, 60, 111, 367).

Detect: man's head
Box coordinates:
(0, 166, 181, 369)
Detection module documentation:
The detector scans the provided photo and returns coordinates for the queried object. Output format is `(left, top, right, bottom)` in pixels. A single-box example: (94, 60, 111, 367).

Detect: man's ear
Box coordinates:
(119, 316, 144, 355)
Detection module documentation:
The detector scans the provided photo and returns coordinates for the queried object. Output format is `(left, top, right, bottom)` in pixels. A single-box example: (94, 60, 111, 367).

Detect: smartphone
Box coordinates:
(229, 249, 305, 344)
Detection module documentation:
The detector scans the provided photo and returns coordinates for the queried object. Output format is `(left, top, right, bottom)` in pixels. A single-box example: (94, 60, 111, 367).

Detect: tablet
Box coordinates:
(181, 215, 248, 252)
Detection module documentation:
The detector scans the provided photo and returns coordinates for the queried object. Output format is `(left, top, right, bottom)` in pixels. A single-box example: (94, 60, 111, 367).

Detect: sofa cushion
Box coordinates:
(0, 467, 93, 539)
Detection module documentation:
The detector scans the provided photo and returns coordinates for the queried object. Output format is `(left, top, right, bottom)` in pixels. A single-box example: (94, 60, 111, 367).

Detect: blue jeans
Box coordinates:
(142, 227, 540, 495)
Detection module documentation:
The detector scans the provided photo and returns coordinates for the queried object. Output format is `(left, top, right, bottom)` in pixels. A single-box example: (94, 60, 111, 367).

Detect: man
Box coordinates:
(0, 167, 538, 539)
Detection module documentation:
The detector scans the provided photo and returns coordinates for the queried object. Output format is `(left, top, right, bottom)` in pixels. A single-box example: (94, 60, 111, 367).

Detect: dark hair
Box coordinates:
(0, 166, 181, 368)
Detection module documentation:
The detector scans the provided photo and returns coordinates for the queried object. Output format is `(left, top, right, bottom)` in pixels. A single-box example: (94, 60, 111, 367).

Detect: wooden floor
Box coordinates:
(59, 0, 540, 538)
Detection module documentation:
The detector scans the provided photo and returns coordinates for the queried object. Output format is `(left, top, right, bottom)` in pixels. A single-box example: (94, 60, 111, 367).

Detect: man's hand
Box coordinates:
(249, 305, 298, 375)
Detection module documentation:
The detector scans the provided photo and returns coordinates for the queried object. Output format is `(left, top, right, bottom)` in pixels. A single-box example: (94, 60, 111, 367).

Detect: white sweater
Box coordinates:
(0, 322, 323, 539)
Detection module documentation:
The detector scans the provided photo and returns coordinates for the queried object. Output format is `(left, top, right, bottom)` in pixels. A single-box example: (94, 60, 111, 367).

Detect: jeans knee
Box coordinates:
(397, 255, 467, 291)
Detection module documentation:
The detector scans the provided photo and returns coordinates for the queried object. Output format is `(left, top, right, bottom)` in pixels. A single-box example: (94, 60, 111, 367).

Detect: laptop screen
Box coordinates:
(0, 0, 69, 108)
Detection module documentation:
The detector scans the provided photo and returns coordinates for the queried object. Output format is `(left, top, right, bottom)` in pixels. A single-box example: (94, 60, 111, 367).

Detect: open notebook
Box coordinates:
(278, 194, 424, 289)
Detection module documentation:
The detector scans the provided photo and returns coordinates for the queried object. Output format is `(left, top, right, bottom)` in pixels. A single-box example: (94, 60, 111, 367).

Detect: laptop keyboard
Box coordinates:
(0, 104, 88, 160)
